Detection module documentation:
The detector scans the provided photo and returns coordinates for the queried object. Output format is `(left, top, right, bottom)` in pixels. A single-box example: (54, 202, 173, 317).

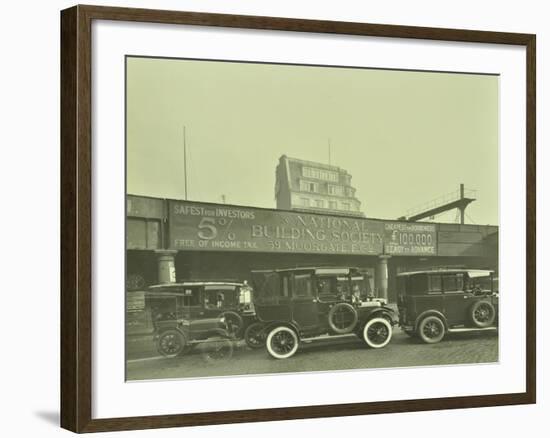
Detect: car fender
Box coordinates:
(154, 324, 187, 341)
(414, 310, 448, 332)
(361, 307, 395, 325)
(264, 321, 300, 336)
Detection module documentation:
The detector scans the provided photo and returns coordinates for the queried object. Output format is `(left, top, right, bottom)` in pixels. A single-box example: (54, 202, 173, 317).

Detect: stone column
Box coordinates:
(155, 250, 177, 284)
(376, 255, 391, 301)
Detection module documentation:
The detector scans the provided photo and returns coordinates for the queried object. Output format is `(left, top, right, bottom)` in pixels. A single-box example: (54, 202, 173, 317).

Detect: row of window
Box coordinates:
(298, 197, 358, 211)
(400, 273, 493, 295)
(260, 272, 370, 300)
(302, 166, 339, 182)
(299, 180, 355, 197)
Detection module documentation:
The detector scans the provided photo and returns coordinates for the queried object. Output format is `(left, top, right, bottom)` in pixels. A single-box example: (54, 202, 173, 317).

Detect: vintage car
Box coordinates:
(396, 269, 498, 344)
(250, 267, 396, 359)
(145, 281, 260, 358)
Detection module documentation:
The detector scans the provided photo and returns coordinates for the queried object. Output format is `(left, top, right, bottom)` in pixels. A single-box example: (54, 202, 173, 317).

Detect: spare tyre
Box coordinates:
(470, 300, 496, 328)
(328, 302, 358, 334)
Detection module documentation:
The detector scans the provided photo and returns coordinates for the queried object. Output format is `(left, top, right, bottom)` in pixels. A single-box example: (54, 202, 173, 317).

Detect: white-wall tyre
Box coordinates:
(363, 317, 392, 348)
(266, 326, 299, 359)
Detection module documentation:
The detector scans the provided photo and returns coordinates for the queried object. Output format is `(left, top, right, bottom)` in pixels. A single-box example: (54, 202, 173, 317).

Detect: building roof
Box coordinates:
(280, 155, 351, 175)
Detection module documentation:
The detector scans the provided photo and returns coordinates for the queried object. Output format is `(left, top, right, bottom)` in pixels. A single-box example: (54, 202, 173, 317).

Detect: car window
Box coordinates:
(408, 274, 428, 295)
(254, 272, 282, 304)
(442, 274, 464, 292)
(281, 275, 290, 298)
(467, 274, 493, 293)
(178, 287, 201, 306)
(204, 285, 237, 308)
(294, 273, 313, 297)
(316, 277, 334, 295)
(351, 275, 371, 300)
(428, 275, 442, 294)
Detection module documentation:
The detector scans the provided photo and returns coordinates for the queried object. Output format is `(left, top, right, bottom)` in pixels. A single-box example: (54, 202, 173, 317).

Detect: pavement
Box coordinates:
(125, 326, 498, 381)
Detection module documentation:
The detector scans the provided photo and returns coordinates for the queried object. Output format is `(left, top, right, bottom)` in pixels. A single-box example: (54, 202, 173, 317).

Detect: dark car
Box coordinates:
(251, 267, 395, 359)
(145, 281, 259, 358)
(397, 269, 498, 344)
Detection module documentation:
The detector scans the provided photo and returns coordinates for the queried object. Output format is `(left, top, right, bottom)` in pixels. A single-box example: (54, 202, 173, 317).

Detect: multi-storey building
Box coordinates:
(275, 155, 364, 217)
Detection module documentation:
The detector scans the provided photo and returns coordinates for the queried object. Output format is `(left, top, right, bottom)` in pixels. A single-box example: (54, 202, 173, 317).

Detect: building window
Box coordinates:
(303, 166, 338, 182)
(300, 198, 310, 207)
(329, 201, 337, 210)
(302, 167, 318, 179)
(300, 180, 317, 193)
(315, 200, 324, 208)
(341, 202, 350, 211)
(328, 185, 343, 196)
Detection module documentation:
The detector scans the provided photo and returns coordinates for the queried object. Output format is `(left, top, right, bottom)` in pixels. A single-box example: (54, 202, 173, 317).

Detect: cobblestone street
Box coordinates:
(126, 327, 498, 381)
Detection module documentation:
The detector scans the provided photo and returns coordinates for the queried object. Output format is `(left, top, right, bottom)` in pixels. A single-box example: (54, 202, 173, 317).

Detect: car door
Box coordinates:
(442, 273, 470, 325)
(409, 274, 444, 321)
(179, 286, 204, 320)
(291, 272, 319, 330)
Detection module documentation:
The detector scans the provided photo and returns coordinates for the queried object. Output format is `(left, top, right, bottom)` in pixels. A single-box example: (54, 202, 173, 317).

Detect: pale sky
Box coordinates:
(126, 56, 498, 225)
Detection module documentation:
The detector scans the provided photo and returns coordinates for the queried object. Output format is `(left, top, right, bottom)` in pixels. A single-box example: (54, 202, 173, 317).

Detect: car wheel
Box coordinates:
(470, 300, 496, 328)
(157, 329, 186, 358)
(244, 322, 266, 349)
(417, 315, 446, 344)
(328, 302, 358, 334)
(266, 326, 299, 359)
(200, 338, 234, 364)
(220, 311, 244, 338)
(363, 317, 393, 348)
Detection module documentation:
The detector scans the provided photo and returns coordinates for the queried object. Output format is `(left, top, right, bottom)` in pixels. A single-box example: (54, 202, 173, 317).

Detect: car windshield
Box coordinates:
(203, 285, 238, 308)
(466, 273, 493, 293)
(316, 274, 371, 300)
(351, 275, 372, 300)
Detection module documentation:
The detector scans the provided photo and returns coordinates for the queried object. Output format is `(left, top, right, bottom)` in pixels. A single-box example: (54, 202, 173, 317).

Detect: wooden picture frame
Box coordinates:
(60, 4, 536, 433)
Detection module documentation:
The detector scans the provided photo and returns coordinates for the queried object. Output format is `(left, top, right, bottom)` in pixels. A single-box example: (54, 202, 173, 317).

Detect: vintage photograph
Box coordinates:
(125, 56, 499, 381)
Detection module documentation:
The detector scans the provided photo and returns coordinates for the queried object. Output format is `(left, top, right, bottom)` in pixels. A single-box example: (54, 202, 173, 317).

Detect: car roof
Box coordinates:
(148, 282, 243, 289)
(251, 267, 364, 275)
(396, 269, 494, 277)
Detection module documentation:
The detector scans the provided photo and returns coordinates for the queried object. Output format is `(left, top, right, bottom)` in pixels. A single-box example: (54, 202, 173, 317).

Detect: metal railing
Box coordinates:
(405, 187, 477, 217)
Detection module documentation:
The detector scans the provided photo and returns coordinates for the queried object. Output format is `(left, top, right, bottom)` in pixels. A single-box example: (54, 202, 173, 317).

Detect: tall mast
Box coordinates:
(183, 125, 188, 200)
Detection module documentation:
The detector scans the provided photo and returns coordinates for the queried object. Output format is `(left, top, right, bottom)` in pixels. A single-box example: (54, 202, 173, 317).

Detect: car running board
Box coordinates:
(447, 327, 498, 333)
(300, 333, 358, 343)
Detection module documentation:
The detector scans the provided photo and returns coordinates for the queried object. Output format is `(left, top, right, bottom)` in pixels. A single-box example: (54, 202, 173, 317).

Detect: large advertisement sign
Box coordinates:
(169, 201, 384, 255)
(384, 223, 437, 255)
(168, 200, 437, 256)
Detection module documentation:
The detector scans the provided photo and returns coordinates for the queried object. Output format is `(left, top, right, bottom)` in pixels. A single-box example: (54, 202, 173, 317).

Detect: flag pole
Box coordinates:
(183, 125, 188, 200)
